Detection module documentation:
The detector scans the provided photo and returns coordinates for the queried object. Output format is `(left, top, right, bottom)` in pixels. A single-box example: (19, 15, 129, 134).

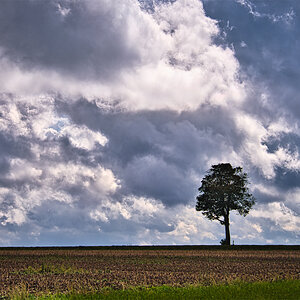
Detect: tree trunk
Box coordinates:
(224, 212, 230, 245)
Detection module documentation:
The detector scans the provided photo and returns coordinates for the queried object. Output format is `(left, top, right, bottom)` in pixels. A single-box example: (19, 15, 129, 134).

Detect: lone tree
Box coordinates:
(196, 163, 255, 245)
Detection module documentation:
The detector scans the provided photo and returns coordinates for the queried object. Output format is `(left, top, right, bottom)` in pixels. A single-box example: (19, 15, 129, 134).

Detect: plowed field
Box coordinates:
(0, 247, 299, 296)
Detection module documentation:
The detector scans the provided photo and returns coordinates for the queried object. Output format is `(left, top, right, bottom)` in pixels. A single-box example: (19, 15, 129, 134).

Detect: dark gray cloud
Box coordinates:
(0, 0, 140, 80)
(0, 132, 32, 160)
(58, 99, 249, 206)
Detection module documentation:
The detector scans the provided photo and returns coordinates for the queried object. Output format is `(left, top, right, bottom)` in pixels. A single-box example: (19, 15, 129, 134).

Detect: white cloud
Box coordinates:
(164, 205, 220, 243)
(114, 0, 245, 111)
(60, 124, 107, 150)
(251, 202, 300, 233)
(90, 196, 165, 223)
(240, 41, 247, 47)
(252, 223, 263, 233)
(236, 0, 295, 24)
(168, 221, 198, 241)
(285, 188, 300, 214)
(0, 208, 26, 226)
(253, 184, 280, 198)
(234, 111, 300, 178)
(275, 147, 300, 171)
(0, 0, 245, 112)
(234, 113, 278, 178)
(0, 94, 107, 151)
(90, 210, 109, 223)
(47, 163, 120, 195)
(7, 159, 42, 181)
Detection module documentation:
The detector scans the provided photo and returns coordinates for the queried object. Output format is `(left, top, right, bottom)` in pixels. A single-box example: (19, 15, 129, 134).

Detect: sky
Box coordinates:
(0, 0, 299, 246)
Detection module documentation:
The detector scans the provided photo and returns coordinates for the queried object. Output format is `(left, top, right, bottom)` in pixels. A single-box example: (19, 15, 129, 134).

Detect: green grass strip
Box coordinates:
(11, 280, 300, 300)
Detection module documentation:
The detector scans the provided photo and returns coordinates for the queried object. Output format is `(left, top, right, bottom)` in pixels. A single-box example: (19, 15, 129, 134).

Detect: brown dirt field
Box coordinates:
(0, 248, 299, 296)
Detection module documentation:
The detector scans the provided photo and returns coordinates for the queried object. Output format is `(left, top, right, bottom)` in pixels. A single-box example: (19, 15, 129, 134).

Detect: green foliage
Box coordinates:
(9, 280, 300, 300)
(196, 163, 255, 221)
(196, 163, 255, 244)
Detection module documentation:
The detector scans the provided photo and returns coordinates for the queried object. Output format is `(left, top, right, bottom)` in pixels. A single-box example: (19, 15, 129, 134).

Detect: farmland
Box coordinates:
(0, 246, 299, 298)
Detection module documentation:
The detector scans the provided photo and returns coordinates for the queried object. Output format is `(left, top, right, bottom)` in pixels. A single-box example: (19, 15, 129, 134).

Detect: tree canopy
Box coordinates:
(196, 163, 255, 245)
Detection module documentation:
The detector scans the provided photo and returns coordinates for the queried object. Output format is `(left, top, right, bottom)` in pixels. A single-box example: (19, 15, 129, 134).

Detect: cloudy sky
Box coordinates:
(0, 0, 299, 246)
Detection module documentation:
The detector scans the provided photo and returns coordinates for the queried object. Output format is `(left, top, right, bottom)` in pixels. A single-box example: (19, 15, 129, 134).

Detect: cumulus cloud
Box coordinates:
(0, 0, 299, 245)
(0, 0, 245, 112)
(251, 202, 300, 234)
